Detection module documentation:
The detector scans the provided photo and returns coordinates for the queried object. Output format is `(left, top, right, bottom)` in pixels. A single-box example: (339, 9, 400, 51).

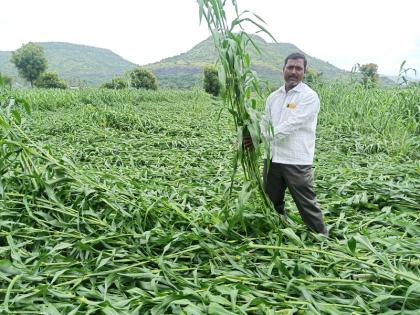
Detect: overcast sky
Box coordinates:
(2, 0, 419, 76)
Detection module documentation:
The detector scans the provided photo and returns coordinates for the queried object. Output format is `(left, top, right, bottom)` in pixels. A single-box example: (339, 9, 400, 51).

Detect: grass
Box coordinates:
(0, 84, 419, 314)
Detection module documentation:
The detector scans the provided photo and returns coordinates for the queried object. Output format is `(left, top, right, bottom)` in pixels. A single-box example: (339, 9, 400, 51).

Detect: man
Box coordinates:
(245, 52, 328, 235)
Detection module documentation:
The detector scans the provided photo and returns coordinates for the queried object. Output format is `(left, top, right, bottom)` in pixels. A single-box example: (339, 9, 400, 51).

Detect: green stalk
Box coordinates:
(249, 243, 420, 283)
(197, 0, 275, 208)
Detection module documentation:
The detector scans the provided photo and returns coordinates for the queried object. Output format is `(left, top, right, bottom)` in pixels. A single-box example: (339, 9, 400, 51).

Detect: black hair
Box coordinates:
(284, 52, 307, 70)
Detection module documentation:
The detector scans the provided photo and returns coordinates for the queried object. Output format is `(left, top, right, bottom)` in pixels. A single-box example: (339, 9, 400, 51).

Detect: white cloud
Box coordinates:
(1, 0, 419, 76)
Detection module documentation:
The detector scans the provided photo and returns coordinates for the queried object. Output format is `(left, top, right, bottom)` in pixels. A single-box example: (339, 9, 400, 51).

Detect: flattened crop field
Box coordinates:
(0, 85, 419, 314)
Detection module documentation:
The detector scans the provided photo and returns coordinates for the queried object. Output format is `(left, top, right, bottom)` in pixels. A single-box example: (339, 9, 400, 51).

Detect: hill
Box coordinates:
(0, 42, 137, 86)
(1, 39, 393, 88)
(145, 36, 350, 89)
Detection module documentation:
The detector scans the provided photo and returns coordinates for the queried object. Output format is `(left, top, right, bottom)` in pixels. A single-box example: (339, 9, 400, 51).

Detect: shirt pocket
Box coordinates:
(281, 101, 295, 121)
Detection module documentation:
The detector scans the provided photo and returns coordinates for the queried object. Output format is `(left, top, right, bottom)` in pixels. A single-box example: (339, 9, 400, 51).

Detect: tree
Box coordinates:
(11, 42, 47, 87)
(101, 76, 129, 89)
(203, 65, 220, 96)
(304, 68, 323, 85)
(129, 68, 158, 90)
(34, 72, 67, 89)
(358, 63, 379, 87)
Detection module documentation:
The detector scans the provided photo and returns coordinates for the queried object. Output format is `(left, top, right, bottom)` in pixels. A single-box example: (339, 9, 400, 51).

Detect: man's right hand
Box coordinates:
(243, 136, 254, 149)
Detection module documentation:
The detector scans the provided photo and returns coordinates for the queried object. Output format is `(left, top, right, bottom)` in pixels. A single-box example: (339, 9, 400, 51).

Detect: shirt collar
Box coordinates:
(279, 82, 305, 94)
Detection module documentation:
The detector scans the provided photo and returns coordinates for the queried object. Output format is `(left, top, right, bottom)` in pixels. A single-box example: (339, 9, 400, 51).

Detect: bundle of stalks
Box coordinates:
(197, 0, 275, 209)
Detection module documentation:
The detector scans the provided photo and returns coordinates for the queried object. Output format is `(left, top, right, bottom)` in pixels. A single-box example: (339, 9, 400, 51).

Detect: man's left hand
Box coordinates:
(243, 136, 254, 149)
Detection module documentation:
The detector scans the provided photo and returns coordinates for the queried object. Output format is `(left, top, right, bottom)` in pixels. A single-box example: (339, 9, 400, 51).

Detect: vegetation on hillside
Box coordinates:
(1, 40, 396, 89)
(147, 35, 358, 89)
(1, 42, 137, 87)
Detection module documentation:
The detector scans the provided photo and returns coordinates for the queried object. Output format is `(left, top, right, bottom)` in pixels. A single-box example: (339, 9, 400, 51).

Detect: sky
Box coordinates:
(1, 0, 419, 76)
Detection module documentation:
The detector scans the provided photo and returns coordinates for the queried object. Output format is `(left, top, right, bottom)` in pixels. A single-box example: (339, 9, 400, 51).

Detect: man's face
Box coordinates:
(283, 58, 305, 89)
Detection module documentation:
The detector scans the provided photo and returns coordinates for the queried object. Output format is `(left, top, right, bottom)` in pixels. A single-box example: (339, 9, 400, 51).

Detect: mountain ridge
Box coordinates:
(0, 42, 137, 86)
(0, 38, 392, 88)
(145, 36, 350, 88)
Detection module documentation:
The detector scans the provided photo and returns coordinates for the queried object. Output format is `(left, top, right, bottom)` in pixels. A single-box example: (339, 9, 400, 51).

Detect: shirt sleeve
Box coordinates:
(273, 92, 320, 138)
(260, 94, 274, 141)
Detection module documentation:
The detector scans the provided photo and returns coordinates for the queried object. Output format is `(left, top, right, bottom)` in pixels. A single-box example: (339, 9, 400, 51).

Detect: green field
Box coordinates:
(0, 84, 419, 314)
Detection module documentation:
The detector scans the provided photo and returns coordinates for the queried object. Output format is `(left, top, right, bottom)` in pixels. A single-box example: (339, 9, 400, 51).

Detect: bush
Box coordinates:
(304, 68, 323, 85)
(35, 72, 67, 89)
(203, 65, 220, 96)
(0, 72, 12, 88)
(129, 68, 158, 90)
(101, 76, 129, 89)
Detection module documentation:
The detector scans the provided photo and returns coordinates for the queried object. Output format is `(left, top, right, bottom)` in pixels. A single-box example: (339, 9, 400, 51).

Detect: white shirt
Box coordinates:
(260, 82, 320, 165)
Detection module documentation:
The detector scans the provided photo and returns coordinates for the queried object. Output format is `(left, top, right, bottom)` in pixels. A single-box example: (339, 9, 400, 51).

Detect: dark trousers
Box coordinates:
(263, 160, 327, 234)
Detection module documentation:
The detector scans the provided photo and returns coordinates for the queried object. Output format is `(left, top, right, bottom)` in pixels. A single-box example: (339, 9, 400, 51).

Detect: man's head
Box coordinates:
(283, 52, 307, 90)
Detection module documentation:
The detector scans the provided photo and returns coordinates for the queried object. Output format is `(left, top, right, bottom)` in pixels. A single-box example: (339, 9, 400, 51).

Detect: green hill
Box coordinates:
(0, 42, 137, 86)
(1, 39, 392, 88)
(145, 35, 350, 89)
